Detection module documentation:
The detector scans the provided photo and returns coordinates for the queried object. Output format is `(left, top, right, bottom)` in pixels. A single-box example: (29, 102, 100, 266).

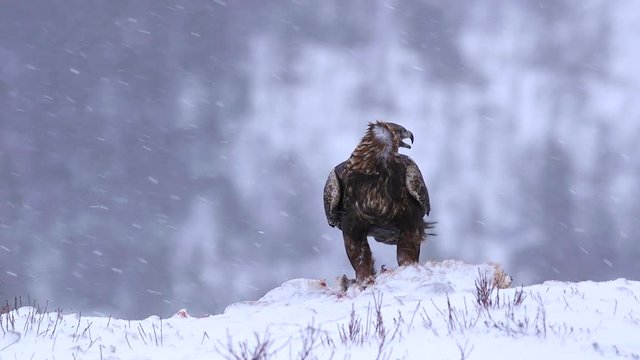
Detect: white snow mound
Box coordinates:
(1, 261, 638, 359)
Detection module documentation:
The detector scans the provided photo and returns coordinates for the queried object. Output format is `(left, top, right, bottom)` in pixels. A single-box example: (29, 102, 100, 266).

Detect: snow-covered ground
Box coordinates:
(1, 261, 638, 359)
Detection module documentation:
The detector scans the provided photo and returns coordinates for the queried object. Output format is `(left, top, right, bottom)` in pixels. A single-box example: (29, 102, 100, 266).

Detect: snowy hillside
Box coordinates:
(1, 261, 638, 360)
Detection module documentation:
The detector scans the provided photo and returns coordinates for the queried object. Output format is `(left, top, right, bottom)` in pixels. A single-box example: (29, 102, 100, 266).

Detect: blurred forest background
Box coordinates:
(1, 0, 639, 318)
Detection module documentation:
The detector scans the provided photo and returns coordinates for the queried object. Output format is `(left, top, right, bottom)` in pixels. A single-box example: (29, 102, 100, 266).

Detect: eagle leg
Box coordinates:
(343, 232, 375, 284)
(396, 230, 421, 266)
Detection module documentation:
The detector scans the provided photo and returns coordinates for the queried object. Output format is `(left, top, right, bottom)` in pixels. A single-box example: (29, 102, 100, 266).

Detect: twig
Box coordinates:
(408, 300, 421, 330)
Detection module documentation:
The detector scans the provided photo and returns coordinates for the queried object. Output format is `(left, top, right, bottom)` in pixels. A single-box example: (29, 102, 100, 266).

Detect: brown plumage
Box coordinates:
(324, 121, 432, 283)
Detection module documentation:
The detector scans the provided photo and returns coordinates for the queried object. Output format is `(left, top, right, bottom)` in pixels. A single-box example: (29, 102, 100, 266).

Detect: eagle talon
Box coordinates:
(355, 275, 375, 289)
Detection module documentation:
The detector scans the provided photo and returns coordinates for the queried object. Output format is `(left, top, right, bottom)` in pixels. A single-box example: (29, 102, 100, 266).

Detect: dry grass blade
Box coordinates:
(338, 305, 362, 345)
(474, 270, 495, 309)
(513, 287, 526, 306)
(373, 292, 386, 340)
(297, 323, 322, 360)
(475, 270, 526, 309)
(215, 331, 274, 360)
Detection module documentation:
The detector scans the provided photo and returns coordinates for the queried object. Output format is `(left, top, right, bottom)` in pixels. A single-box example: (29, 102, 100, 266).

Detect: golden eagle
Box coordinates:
(323, 121, 432, 283)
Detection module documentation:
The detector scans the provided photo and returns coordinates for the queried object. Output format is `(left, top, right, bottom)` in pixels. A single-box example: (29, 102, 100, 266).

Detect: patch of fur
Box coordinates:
(490, 262, 513, 289)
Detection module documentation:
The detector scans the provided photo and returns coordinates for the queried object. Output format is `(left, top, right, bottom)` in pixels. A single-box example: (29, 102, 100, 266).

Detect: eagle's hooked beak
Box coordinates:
(399, 130, 414, 149)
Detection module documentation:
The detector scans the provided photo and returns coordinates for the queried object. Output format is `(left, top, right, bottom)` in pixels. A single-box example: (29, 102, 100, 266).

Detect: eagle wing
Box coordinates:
(401, 155, 430, 216)
(323, 161, 346, 228)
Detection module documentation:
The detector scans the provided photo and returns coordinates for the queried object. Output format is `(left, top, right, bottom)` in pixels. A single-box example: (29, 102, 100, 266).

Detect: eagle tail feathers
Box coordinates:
(424, 221, 437, 237)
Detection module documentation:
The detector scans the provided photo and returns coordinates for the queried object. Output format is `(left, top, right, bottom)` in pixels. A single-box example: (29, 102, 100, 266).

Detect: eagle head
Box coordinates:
(368, 121, 414, 151)
(347, 121, 415, 172)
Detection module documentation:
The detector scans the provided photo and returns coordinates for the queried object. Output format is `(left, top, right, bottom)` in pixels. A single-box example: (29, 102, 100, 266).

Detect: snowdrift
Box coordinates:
(1, 261, 638, 359)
